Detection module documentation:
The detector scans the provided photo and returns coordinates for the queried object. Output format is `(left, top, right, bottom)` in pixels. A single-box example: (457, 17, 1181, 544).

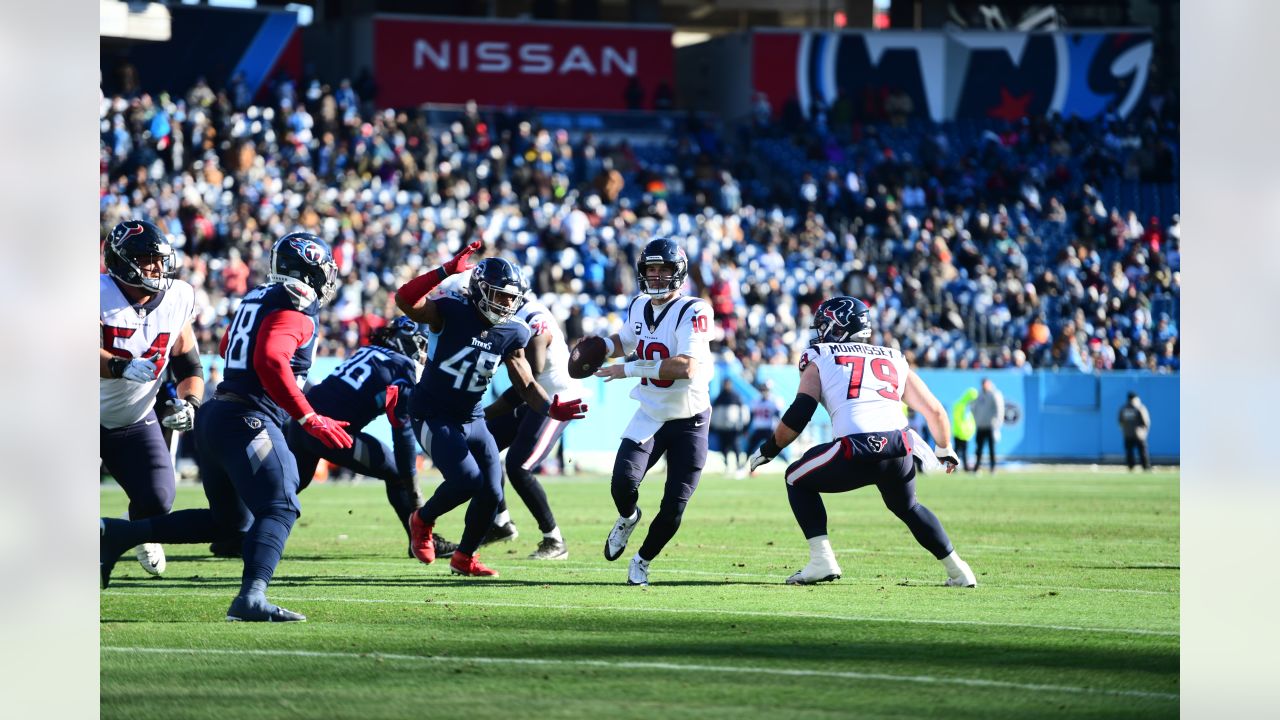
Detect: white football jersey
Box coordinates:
(799, 342, 910, 437)
(618, 294, 714, 422)
(517, 299, 577, 398)
(99, 275, 197, 428)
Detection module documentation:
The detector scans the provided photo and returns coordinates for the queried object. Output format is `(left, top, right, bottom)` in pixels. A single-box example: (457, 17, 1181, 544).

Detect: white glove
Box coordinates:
(933, 445, 960, 474)
(121, 355, 161, 383)
(908, 429, 943, 474)
(747, 448, 773, 473)
(160, 398, 196, 432)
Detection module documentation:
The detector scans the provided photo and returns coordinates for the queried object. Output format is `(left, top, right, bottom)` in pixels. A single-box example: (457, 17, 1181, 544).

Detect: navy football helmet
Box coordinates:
(269, 232, 340, 313)
(370, 316, 428, 365)
(105, 220, 178, 293)
(468, 257, 528, 324)
(811, 296, 872, 346)
(636, 238, 688, 299)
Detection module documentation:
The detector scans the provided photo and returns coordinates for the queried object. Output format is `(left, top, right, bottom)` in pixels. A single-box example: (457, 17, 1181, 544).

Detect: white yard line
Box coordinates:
(100, 646, 1177, 702)
(102, 590, 1178, 637)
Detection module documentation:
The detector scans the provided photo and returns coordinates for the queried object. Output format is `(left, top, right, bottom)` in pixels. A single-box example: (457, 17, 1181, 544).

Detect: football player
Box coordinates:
(99, 220, 205, 578)
(747, 296, 978, 587)
(480, 292, 582, 560)
(396, 243, 586, 577)
(101, 233, 353, 622)
(591, 238, 715, 586)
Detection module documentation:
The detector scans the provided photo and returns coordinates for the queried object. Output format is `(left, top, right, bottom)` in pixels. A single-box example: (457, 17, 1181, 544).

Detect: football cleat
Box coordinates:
(527, 538, 569, 560)
(480, 521, 519, 546)
(408, 511, 436, 564)
(432, 533, 459, 557)
(226, 594, 307, 622)
(627, 554, 650, 586)
(449, 551, 499, 577)
(785, 556, 843, 585)
(134, 543, 166, 576)
(944, 557, 978, 588)
(604, 507, 642, 561)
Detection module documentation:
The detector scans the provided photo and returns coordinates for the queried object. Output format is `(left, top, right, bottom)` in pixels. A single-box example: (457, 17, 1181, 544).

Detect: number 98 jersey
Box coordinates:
(411, 293, 531, 423)
(799, 342, 910, 437)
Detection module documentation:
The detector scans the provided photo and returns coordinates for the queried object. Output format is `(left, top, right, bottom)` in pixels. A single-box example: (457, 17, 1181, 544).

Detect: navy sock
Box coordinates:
(101, 517, 150, 557)
(786, 483, 829, 539)
(239, 511, 296, 596)
(146, 509, 223, 544)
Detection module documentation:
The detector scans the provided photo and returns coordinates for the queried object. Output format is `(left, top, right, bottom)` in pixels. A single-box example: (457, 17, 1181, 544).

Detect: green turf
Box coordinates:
(101, 468, 1179, 719)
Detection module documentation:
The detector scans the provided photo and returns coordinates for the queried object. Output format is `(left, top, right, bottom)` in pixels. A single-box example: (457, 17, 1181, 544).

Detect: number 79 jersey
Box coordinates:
(618, 295, 714, 422)
(799, 342, 910, 437)
(411, 293, 531, 423)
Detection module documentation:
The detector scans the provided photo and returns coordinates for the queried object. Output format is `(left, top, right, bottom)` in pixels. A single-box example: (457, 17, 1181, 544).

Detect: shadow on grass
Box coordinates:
(106, 575, 775, 589)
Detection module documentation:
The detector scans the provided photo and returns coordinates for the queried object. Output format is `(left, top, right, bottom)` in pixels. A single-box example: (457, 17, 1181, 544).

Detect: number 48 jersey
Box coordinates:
(618, 295, 714, 422)
(799, 342, 910, 437)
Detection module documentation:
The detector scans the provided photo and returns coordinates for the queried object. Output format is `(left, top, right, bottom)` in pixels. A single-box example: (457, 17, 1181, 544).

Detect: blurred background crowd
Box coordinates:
(99, 73, 1179, 379)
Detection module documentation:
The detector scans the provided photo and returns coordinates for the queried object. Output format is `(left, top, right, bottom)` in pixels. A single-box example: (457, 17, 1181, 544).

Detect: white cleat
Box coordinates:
(785, 556, 843, 585)
(604, 507, 642, 561)
(627, 554, 650, 586)
(945, 557, 977, 588)
(134, 543, 166, 576)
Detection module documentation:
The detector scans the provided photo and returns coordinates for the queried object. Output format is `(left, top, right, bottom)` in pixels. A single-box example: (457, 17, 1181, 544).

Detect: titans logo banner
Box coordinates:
(752, 29, 1153, 122)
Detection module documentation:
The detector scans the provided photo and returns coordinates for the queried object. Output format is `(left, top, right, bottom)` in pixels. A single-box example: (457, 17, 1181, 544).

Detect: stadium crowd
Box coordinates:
(99, 74, 1180, 378)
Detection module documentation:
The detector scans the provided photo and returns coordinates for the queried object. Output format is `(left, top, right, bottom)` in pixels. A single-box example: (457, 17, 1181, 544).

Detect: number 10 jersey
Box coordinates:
(617, 294, 715, 422)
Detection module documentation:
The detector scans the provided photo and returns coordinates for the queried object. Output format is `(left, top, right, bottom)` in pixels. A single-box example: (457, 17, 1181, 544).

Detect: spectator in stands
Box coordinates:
(1118, 391, 1152, 471)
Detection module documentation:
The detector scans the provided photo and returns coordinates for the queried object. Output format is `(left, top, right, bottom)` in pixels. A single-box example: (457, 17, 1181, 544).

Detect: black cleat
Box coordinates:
(528, 538, 569, 560)
(479, 521, 519, 547)
(432, 533, 460, 557)
(226, 594, 306, 622)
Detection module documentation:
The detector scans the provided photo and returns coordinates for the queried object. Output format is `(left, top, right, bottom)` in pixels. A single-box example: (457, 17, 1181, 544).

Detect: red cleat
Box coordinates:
(450, 551, 499, 577)
(408, 511, 436, 564)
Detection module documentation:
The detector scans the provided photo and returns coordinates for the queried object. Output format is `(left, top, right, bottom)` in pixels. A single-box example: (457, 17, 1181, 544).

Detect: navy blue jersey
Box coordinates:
(308, 345, 417, 431)
(411, 293, 531, 423)
(217, 283, 318, 425)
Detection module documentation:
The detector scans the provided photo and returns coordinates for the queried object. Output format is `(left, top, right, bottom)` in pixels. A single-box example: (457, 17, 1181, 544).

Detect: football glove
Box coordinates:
(444, 239, 483, 275)
(160, 396, 199, 432)
(934, 445, 960, 473)
(121, 354, 162, 383)
(547, 394, 588, 421)
(747, 448, 773, 473)
(301, 413, 353, 450)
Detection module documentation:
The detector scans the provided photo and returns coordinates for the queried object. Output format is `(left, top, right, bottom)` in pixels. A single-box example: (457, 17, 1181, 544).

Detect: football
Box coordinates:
(568, 336, 608, 379)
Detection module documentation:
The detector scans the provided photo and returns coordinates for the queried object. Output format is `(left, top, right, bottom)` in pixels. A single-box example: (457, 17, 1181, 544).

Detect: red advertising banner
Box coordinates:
(374, 17, 674, 110)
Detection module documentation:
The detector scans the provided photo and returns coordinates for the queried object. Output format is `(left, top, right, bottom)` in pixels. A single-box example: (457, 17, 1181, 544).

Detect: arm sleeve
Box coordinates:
(674, 300, 713, 358)
(251, 309, 317, 421)
(385, 380, 418, 479)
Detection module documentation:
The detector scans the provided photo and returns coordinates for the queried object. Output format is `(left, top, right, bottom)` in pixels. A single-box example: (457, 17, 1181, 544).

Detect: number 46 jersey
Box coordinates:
(799, 342, 910, 437)
(411, 292, 530, 423)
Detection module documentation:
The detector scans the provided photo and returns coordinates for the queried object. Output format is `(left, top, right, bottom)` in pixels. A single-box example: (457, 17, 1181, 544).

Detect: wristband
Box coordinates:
(107, 357, 129, 378)
(623, 359, 662, 380)
(761, 436, 782, 459)
(183, 394, 202, 410)
(601, 336, 616, 356)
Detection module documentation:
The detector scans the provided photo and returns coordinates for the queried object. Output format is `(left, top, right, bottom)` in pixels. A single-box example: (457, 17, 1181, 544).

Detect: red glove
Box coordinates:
(301, 413, 353, 449)
(547, 394, 588, 422)
(444, 239, 483, 275)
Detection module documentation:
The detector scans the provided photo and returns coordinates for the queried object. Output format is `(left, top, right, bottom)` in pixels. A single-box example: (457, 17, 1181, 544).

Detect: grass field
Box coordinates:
(100, 467, 1179, 719)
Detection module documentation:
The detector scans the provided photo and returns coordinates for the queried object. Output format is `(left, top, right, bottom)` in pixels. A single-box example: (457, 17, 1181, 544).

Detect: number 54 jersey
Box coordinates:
(618, 295, 715, 422)
(100, 274, 197, 429)
(411, 293, 530, 423)
(799, 342, 910, 437)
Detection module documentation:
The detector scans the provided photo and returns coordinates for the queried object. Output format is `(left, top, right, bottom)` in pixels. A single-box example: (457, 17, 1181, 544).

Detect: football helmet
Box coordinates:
(636, 238, 688, 299)
(810, 296, 872, 346)
(468, 258, 528, 324)
(370, 316, 428, 365)
(268, 232, 340, 313)
(105, 220, 178, 293)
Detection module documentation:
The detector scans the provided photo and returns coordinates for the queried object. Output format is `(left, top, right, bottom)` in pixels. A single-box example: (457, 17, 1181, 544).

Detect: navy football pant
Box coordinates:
(610, 409, 710, 562)
(486, 405, 565, 533)
(287, 424, 422, 538)
(784, 431, 954, 559)
(413, 417, 502, 556)
(100, 410, 175, 520)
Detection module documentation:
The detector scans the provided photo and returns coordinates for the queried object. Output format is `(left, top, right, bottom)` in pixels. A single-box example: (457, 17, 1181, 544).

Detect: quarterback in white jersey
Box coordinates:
(98, 221, 205, 577)
(591, 238, 715, 586)
(482, 295, 583, 560)
(746, 296, 977, 588)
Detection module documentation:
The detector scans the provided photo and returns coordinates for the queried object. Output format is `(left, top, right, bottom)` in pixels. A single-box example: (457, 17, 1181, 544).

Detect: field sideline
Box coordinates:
(101, 468, 1179, 719)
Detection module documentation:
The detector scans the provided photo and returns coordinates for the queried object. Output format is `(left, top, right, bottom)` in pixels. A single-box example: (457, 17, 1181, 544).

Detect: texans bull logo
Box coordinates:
(868, 435, 889, 453)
